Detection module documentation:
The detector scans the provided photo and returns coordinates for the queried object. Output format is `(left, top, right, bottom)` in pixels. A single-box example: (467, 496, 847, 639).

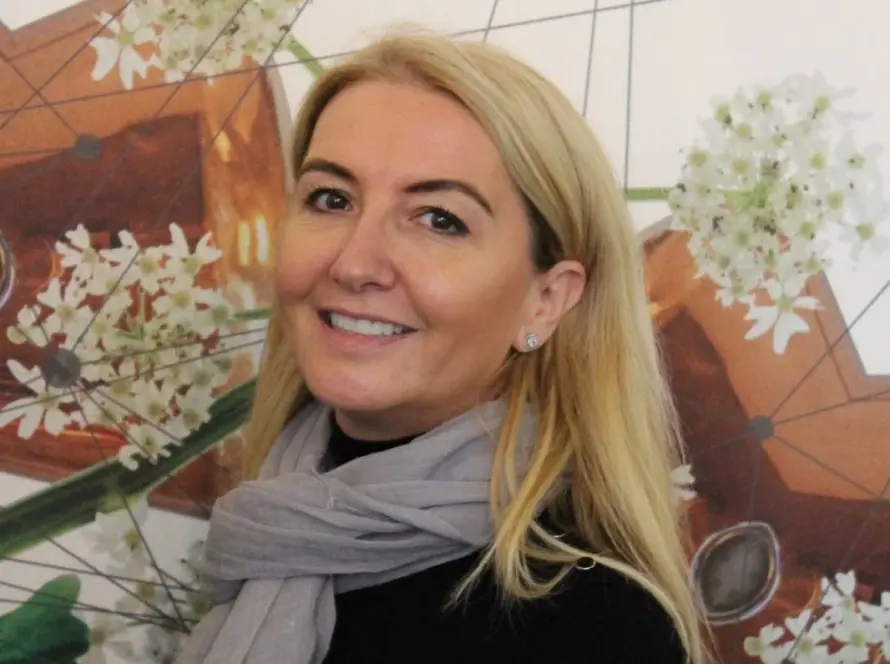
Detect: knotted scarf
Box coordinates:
(175, 398, 533, 664)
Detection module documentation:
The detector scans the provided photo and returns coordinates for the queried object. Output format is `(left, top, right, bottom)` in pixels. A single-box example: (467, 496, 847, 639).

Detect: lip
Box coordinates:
(315, 308, 417, 354)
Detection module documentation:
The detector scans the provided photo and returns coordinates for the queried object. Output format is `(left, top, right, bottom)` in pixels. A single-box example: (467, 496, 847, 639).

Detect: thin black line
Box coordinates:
(78, 388, 213, 523)
(0, 502, 172, 623)
(68, 1, 305, 356)
(0, 147, 66, 158)
(0, 50, 80, 140)
(0, 1, 139, 133)
(2, 554, 195, 593)
(0, 0, 675, 118)
(0, 597, 195, 628)
(0, 336, 263, 418)
(53, 1, 257, 293)
(689, 430, 751, 460)
(812, 304, 853, 402)
(773, 385, 890, 427)
(581, 0, 601, 118)
(737, 443, 764, 619)
(771, 434, 878, 499)
(95, 385, 234, 480)
(482, 0, 501, 42)
(769, 277, 890, 419)
(0, 578, 192, 630)
(673, 394, 750, 425)
(785, 478, 890, 660)
(12, 326, 265, 393)
(79, 326, 266, 367)
(622, 0, 635, 190)
(68, 388, 192, 629)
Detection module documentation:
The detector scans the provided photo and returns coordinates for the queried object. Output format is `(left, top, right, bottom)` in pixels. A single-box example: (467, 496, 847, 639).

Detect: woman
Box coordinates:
(177, 29, 710, 664)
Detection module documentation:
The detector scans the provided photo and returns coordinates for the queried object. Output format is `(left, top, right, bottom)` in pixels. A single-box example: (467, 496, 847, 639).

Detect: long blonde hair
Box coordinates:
(243, 28, 710, 663)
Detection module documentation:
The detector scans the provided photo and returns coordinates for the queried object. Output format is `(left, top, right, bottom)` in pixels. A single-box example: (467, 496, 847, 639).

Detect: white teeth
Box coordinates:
(328, 313, 409, 337)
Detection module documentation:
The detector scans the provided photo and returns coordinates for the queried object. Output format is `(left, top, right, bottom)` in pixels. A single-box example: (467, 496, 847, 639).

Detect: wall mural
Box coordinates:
(0, 1, 887, 663)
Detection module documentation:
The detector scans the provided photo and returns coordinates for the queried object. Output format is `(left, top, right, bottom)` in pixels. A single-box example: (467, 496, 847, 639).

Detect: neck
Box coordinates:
(333, 396, 492, 442)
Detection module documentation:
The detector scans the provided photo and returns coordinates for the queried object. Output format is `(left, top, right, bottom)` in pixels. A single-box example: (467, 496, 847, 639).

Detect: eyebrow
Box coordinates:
(296, 158, 494, 215)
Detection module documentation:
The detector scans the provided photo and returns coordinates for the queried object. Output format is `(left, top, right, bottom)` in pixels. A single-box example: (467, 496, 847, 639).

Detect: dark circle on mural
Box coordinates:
(0, 233, 14, 312)
(689, 521, 781, 625)
(39, 346, 83, 389)
(747, 415, 775, 442)
(73, 134, 102, 160)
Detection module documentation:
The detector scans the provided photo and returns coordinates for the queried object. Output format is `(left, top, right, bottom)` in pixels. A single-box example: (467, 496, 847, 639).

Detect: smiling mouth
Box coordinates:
(320, 311, 416, 338)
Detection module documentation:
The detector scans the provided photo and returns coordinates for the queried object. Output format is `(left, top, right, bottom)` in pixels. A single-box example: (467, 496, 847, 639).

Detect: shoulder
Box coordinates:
(502, 509, 689, 662)
(541, 560, 688, 662)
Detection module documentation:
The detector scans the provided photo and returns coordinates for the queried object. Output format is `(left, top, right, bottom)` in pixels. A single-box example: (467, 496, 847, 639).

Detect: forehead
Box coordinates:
(306, 80, 511, 188)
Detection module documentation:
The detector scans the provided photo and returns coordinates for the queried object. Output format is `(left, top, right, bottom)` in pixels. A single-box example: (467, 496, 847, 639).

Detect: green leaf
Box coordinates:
(284, 36, 324, 77)
(0, 380, 256, 558)
(625, 187, 671, 202)
(0, 574, 90, 664)
(232, 307, 271, 322)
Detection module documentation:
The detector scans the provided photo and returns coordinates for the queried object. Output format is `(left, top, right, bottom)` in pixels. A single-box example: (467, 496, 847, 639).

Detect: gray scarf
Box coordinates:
(175, 398, 532, 664)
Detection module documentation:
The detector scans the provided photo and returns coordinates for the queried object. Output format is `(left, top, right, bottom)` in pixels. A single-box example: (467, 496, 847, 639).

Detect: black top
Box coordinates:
(322, 417, 688, 664)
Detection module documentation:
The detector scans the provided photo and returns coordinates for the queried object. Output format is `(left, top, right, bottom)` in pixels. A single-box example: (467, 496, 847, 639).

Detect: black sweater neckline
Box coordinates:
(324, 413, 421, 468)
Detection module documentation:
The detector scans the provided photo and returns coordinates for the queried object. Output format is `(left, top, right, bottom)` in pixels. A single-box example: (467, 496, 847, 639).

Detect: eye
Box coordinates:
(418, 207, 469, 236)
(305, 187, 351, 212)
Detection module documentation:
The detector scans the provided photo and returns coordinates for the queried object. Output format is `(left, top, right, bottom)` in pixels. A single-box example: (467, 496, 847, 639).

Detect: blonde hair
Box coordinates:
(244, 28, 710, 663)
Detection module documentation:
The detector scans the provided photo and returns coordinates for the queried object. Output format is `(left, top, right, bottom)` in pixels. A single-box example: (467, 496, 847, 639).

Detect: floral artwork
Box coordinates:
(744, 572, 890, 663)
(1, 223, 263, 467)
(663, 74, 889, 355)
(88, 0, 321, 89)
(0, 2, 887, 664)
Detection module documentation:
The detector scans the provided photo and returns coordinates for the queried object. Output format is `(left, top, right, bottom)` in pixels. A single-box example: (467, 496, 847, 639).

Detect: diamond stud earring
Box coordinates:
(523, 333, 540, 351)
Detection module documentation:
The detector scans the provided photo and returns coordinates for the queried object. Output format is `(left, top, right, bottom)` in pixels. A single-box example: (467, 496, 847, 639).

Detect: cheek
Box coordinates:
(273, 222, 328, 301)
(411, 255, 530, 341)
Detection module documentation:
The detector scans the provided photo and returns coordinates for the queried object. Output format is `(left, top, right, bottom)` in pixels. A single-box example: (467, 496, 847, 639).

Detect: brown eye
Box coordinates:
(306, 188, 351, 212)
(419, 207, 469, 236)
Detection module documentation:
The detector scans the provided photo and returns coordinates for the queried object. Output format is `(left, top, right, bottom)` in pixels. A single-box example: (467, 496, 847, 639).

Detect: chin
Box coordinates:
(301, 364, 407, 414)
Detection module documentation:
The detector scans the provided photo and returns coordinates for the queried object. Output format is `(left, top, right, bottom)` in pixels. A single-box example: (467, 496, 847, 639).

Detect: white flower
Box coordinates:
(6, 305, 41, 345)
(80, 613, 135, 664)
(832, 613, 880, 663)
(0, 360, 77, 438)
(821, 570, 859, 625)
(85, 495, 150, 566)
(782, 610, 831, 663)
(89, 9, 155, 89)
(744, 279, 821, 354)
(858, 592, 890, 659)
(55, 224, 104, 285)
(670, 73, 886, 355)
(117, 423, 180, 470)
(4, 222, 245, 469)
(671, 464, 696, 503)
(743, 623, 791, 664)
(164, 224, 222, 287)
(36, 278, 92, 338)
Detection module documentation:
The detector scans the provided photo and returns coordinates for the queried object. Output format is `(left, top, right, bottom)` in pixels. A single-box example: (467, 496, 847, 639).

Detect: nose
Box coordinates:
(328, 210, 396, 293)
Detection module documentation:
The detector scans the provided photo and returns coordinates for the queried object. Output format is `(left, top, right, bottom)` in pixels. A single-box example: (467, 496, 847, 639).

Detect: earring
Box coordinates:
(523, 332, 540, 351)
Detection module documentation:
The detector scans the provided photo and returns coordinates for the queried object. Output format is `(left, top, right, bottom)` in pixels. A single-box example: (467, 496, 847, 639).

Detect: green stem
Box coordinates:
(0, 380, 256, 558)
(233, 307, 271, 321)
(625, 187, 671, 202)
(285, 37, 325, 77)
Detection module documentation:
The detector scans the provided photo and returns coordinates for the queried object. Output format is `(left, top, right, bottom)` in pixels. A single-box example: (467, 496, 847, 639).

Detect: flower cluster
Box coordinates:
(1, 223, 263, 471)
(80, 496, 208, 663)
(668, 73, 890, 354)
(743, 570, 890, 664)
(89, 0, 313, 89)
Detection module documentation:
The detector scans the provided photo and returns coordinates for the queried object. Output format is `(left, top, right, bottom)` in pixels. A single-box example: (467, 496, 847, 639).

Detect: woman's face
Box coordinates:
(275, 80, 584, 439)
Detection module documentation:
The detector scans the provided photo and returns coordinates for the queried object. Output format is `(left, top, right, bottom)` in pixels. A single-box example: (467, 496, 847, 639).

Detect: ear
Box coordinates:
(513, 260, 586, 352)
